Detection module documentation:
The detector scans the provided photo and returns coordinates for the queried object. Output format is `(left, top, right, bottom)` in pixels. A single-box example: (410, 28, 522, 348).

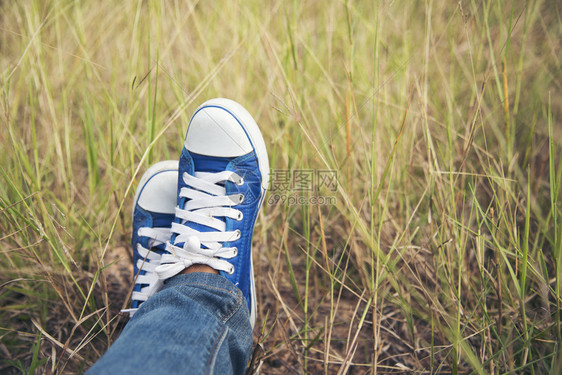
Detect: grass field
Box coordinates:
(1, 0, 561, 373)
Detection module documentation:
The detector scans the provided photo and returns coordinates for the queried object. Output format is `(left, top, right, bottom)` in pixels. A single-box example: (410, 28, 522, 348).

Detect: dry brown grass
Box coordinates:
(1, 0, 561, 373)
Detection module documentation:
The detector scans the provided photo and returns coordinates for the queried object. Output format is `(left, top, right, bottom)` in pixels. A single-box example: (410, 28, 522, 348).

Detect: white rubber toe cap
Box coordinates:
(133, 160, 179, 215)
(184, 98, 269, 191)
(185, 102, 253, 158)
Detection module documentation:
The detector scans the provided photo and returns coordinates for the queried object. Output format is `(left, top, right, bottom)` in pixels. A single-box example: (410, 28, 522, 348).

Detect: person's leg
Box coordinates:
(87, 272, 252, 375)
(89, 98, 267, 374)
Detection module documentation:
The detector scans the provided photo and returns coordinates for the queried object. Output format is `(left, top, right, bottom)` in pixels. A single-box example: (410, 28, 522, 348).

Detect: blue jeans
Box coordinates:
(87, 273, 253, 375)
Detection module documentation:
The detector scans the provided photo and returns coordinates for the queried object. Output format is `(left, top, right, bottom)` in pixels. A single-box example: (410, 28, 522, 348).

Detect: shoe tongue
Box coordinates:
(173, 152, 235, 249)
(151, 241, 168, 254)
(149, 213, 174, 253)
(152, 212, 175, 228)
(190, 152, 234, 173)
(152, 212, 175, 254)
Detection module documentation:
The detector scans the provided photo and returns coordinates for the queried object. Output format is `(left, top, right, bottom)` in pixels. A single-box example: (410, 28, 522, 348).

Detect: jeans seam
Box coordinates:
(205, 324, 227, 375)
(168, 282, 239, 296)
(220, 292, 242, 324)
(169, 282, 243, 321)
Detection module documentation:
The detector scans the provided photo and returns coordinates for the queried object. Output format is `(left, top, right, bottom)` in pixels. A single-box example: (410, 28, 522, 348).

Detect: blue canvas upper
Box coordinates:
(172, 147, 264, 313)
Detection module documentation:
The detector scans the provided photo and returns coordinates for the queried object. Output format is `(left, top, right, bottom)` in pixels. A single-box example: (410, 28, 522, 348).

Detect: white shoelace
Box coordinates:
(122, 227, 171, 317)
(155, 171, 244, 280)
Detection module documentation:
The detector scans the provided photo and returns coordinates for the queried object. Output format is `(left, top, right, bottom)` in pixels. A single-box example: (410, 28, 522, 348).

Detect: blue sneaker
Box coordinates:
(156, 98, 269, 328)
(123, 160, 179, 317)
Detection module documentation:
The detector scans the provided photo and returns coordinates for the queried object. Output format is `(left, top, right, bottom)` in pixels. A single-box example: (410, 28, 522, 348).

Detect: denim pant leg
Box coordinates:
(87, 273, 253, 375)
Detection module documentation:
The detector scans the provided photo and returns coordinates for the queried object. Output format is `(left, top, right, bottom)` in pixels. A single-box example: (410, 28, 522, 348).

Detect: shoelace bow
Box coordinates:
(155, 171, 244, 280)
(122, 227, 171, 316)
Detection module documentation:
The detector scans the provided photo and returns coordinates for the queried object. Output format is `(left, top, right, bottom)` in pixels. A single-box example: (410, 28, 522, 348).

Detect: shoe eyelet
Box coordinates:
(228, 266, 235, 275)
(234, 229, 241, 240)
(232, 247, 238, 256)
(236, 177, 244, 186)
(238, 194, 245, 204)
(237, 211, 243, 221)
